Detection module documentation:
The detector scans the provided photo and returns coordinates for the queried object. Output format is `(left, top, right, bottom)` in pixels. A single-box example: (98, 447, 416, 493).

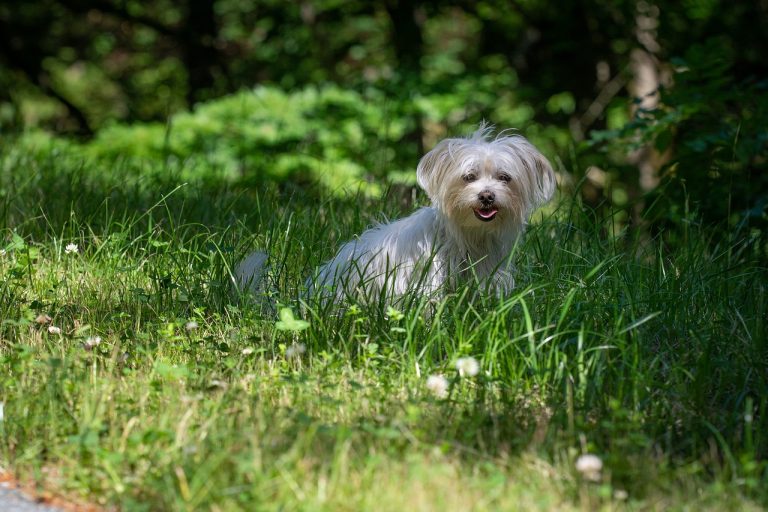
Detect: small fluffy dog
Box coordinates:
(237, 125, 555, 302)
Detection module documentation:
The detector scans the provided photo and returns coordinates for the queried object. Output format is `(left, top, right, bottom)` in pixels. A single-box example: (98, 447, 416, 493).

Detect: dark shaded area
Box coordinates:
(0, 0, 766, 245)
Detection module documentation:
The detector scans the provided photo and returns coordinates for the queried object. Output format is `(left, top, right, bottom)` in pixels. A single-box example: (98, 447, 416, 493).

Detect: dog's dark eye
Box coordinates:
(463, 173, 477, 182)
(498, 173, 511, 183)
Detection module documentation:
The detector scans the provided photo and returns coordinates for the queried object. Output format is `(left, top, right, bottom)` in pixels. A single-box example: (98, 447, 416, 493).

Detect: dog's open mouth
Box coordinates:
(473, 207, 499, 222)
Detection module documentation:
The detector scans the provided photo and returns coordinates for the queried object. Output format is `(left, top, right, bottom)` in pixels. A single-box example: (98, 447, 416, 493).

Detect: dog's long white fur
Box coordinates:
(236, 124, 555, 302)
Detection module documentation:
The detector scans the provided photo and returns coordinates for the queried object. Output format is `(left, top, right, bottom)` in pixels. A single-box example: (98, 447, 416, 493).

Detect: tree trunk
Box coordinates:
(181, 0, 220, 107)
(627, 1, 669, 250)
(385, 0, 425, 154)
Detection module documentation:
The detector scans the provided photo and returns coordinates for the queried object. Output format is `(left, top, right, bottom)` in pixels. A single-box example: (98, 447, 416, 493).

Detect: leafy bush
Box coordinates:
(85, 86, 410, 194)
(12, 82, 567, 198)
(589, 38, 768, 247)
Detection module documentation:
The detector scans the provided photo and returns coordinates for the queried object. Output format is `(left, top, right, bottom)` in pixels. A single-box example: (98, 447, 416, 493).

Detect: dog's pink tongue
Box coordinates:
(477, 208, 498, 219)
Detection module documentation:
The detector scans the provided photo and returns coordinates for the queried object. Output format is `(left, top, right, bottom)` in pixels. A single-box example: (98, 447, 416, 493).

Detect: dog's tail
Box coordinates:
(234, 251, 269, 295)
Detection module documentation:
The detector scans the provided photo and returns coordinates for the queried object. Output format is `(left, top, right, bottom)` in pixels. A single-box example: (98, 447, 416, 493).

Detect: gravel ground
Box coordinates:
(0, 483, 62, 512)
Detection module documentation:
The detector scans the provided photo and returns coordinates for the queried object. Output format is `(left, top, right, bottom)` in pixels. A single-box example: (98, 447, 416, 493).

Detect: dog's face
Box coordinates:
(416, 127, 555, 231)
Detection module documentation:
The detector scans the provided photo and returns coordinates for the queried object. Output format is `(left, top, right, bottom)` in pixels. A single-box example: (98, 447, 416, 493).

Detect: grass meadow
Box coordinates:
(1, 141, 766, 511)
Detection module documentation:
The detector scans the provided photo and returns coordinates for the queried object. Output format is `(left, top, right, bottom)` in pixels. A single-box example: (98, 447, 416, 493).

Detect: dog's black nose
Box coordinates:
(478, 190, 495, 205)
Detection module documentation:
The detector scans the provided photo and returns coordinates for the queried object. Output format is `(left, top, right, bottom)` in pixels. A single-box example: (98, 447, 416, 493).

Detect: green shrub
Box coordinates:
(84, 86, 410, 194)
(588, 38, 768, 247)
(13, 82, 567, 199)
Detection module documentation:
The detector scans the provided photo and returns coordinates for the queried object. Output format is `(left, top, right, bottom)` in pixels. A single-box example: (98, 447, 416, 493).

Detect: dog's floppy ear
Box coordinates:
(498, 136, 556, 209)
(416, 138, 453, 201)
(525, 144, 556, 208)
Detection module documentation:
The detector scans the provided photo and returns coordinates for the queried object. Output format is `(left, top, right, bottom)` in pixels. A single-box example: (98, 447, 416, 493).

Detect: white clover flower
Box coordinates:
(47, 325, 62, 335)
(241, 347, 255, 355)
(185, 321, 199, 331)
(83, 336, 102, 350)
(0, 248, 6, 256)
(35, 314, 52, 325)
(426, 375, 450, 399)
(575, 454, 603, 481)
(65, 243, 79, 255)
(455, 357, 480, 378)
(613, 489, 628, 501)
(0, 402, 4, 422)
(285, 342, 306, 359)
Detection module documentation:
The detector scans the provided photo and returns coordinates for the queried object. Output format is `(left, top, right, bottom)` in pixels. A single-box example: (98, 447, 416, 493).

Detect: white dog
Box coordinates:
(237, 125, 555, 302)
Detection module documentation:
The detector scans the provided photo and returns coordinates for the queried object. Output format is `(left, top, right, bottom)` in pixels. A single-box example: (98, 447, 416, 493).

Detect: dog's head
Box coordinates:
(416, 124, 555, 230)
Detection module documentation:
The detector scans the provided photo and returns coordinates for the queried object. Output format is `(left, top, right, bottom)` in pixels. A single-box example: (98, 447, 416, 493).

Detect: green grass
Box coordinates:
(0, 143, 766, 511)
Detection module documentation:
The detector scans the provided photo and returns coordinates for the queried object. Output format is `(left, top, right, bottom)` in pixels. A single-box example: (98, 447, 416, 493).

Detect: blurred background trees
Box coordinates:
(0, 0, 766, 249)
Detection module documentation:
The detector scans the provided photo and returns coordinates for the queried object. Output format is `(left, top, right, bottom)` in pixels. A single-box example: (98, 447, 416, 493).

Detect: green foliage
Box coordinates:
(4, 0, 766, 250)
(4, 86, 404, 195)
(588, 38, 768, 241)
(87, 85, 409, 194)
(8, 82, 567, 198)
(274, 307, 309, 331)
